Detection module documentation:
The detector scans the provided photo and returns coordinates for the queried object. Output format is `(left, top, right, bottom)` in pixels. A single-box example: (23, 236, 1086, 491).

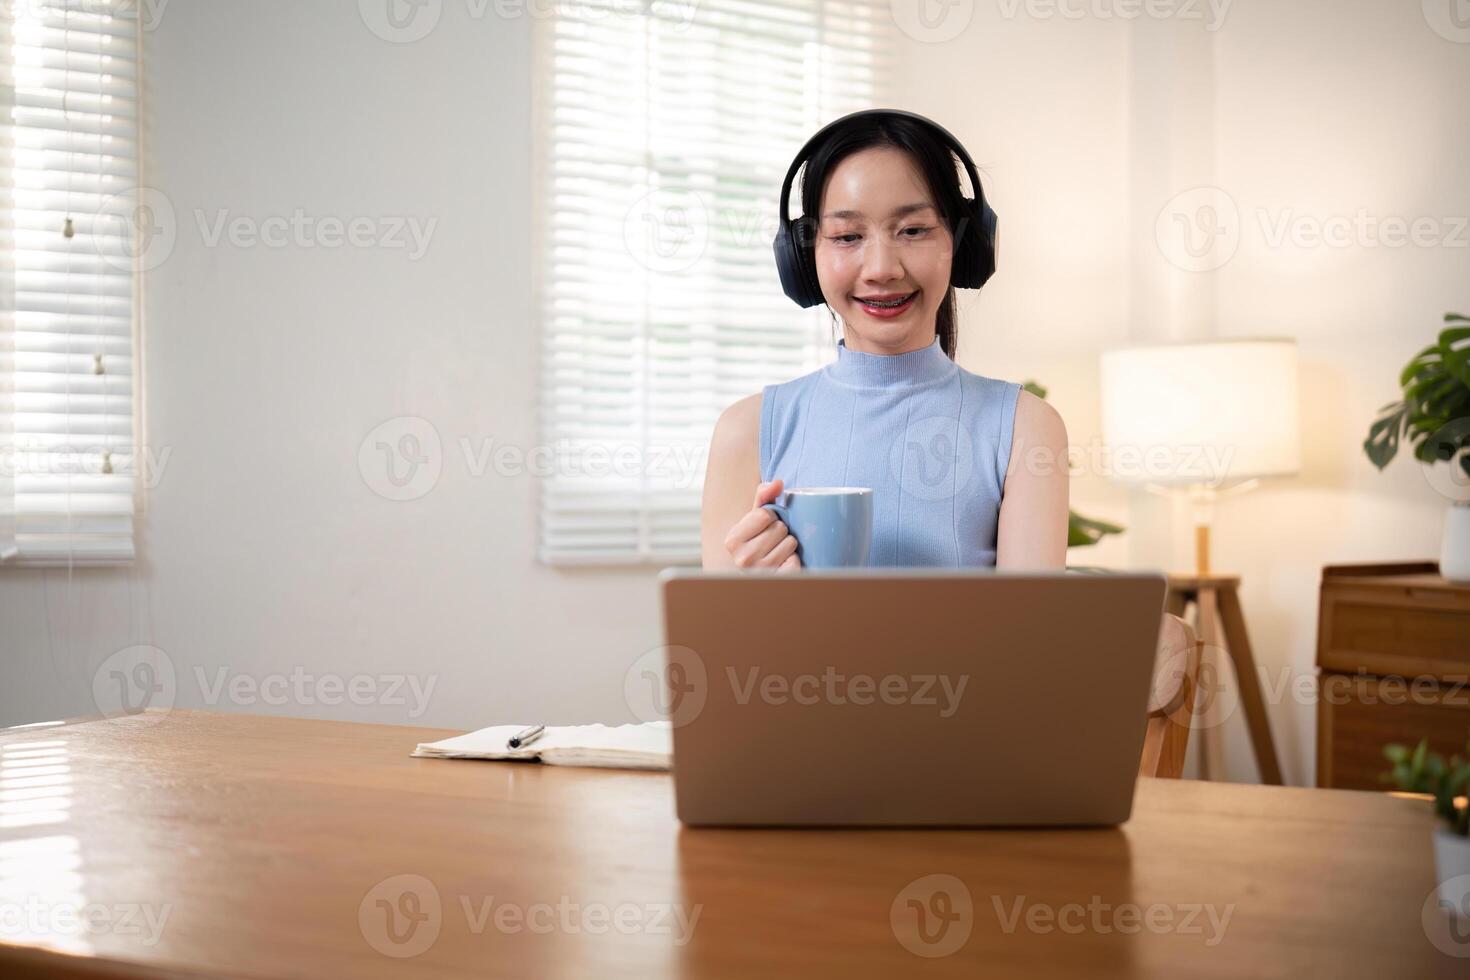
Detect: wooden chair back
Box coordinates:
(1139, 613, 1202, 779)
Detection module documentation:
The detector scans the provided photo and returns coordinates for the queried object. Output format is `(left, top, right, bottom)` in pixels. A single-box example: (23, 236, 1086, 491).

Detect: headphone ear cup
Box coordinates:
(772, 223, 804, 305)
(948, 197, 997, 290)
(772, 215, 824, 307)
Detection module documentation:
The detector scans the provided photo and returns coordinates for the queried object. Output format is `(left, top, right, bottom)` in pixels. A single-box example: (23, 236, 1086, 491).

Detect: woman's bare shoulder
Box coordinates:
(1013, 388, 1066, 442)
(1005, 388, 1068, 483)
(712, 392, 763, 447)
(705, 392, 764, 495)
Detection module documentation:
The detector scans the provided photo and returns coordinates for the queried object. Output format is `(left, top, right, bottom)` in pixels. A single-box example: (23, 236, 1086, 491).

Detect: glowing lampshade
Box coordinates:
(1100, 339, 1301, 488)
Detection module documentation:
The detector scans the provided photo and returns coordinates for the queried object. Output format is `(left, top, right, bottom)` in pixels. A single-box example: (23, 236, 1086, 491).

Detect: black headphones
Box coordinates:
(771, 108, 998, 308)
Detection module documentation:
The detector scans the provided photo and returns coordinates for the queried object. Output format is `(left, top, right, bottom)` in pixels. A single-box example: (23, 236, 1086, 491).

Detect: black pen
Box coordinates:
(507, 725, 545, 749)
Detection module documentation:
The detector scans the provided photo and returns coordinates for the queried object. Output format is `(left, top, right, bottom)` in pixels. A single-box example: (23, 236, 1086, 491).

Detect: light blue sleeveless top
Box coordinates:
(759, 336, 1023, 567)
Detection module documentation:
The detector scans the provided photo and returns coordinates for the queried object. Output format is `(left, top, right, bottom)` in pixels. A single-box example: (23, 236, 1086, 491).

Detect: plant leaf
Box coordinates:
(1400, 345, 1441, 389)
(1436, 324, 1470, 380)
(1067, 511, 1126, 548)
(1411, 416, 1451, 434)
(1363, 404, 1406, 469)
(1405, 370, 1450, 406)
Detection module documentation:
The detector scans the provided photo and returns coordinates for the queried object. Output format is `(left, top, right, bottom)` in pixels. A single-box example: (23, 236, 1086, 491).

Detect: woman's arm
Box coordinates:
(701, 393, 800, 571)
(995, 389, 1070, 570)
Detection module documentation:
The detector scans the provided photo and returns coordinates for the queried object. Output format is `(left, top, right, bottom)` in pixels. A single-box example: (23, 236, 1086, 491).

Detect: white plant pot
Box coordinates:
(1436, 828, 1470, 918)
(1443, 502, 1470, 585)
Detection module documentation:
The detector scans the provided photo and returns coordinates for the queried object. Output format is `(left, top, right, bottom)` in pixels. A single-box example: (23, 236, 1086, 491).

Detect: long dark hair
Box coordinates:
(796, 114, 977, 360)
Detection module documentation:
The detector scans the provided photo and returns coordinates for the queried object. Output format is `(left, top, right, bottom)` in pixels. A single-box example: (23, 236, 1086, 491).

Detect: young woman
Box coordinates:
(701, 112, 1070, 571)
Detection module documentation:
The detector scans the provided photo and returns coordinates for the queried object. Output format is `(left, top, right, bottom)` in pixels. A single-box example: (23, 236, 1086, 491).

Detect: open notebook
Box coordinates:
(411, 721, 672, 771)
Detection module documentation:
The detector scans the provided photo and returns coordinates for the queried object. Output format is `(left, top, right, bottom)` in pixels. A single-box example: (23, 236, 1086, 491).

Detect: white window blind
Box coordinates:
(534, 0, 894, 565)
(0, 8, 13, 561)
(2, 0, 140, 566)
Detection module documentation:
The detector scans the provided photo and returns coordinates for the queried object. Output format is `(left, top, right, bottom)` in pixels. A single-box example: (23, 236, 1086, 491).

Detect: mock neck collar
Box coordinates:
(825, 335, 956, 388)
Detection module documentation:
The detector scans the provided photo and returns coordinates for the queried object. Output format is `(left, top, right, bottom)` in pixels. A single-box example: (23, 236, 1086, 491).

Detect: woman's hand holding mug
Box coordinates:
(723, 478, 802, 571)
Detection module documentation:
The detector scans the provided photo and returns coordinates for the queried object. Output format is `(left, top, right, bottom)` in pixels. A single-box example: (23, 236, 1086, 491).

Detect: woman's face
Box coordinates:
(813, 146, 954, 355)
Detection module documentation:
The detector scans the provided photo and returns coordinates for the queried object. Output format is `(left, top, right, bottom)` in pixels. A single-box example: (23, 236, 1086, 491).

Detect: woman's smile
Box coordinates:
(852, 289, 920, 318)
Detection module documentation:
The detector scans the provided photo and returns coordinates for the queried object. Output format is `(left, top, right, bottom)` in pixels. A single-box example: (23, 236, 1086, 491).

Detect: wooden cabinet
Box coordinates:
(1315, 561, 1470, 789)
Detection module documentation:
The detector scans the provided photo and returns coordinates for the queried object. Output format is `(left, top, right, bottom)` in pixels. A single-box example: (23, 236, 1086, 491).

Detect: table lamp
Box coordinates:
(1100, 339, 1301, 576)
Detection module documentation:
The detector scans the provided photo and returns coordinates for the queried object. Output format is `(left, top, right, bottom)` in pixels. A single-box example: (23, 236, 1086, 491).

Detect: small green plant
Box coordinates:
(1364, 313, 1470, 476)
(1381, 734, 1470, 836)
(1021, 380, 1126, 548)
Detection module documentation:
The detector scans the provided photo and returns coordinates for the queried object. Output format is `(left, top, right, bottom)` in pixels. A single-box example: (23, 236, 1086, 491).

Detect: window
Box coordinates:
(534, 0, 893, 564)
(0, 1, 141, 566)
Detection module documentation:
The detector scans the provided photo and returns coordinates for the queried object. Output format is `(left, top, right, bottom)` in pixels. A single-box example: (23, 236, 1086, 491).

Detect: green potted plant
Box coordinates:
(1021, 381, 1126, 549)
(1363, 313, 1470, 583)
(1382, 734, 1470, 918)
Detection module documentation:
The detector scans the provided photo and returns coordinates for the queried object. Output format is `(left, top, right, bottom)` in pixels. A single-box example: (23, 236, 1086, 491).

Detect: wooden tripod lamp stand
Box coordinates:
(1102, 339, 1302, 785)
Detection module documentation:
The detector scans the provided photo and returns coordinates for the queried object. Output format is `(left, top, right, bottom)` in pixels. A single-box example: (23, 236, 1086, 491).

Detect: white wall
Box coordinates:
(2, 2, 1463, 789)
(1202, 0, 1469, 782)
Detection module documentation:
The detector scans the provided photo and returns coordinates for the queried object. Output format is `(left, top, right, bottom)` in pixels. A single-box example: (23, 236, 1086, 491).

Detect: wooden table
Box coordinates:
(0, 710, 1458, 978)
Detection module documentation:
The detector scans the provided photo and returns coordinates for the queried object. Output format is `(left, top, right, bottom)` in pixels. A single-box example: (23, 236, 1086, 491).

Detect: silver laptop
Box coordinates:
(657, 567, 1168, 827)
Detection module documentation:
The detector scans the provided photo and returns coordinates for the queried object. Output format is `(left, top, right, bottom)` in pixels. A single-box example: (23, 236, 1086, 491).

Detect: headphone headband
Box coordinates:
(772, 108, 998, 308)
(777, 109, 988, 228)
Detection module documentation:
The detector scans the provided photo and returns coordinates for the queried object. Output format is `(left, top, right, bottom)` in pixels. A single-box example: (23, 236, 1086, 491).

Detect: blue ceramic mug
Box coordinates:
(762, 487, 873, 568)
